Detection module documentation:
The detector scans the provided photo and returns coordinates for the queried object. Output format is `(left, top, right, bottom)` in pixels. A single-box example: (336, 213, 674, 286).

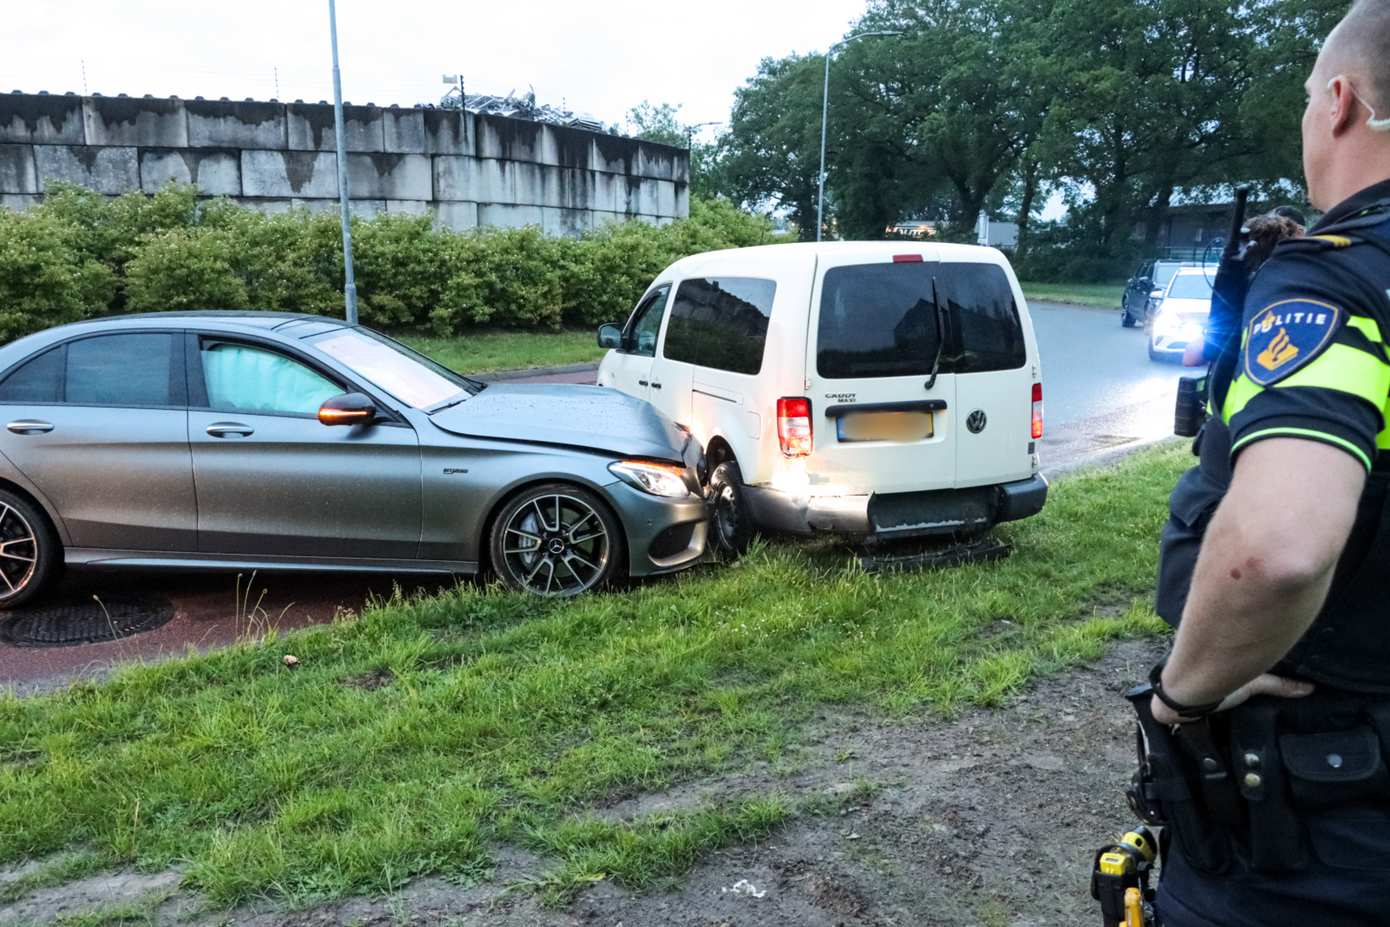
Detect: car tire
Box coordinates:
(0, 489, 60, 610)
(1121, 302, 1137, 328)
(489, 483, 624, 597)
(708, 460, 756, 558)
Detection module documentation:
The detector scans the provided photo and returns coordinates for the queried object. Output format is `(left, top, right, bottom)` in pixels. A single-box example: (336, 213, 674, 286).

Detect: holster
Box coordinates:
(1126, 684, 1232, 873)
(1128, 687, 1390, 875)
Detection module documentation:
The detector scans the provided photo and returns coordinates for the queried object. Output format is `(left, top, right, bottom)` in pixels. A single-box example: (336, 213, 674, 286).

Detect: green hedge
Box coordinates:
(0, 184, 779, 341)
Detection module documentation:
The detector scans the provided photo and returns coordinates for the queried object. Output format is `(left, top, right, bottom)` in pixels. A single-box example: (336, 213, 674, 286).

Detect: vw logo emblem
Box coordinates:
(967, 410, 988, 434)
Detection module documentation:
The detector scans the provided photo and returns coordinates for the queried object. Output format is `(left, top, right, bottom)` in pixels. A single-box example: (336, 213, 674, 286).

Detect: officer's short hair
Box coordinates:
(1341, 0, 1390, 117)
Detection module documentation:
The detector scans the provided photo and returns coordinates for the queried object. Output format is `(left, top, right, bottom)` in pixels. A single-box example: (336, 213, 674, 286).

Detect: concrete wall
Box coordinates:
(0, 93, 689, 234)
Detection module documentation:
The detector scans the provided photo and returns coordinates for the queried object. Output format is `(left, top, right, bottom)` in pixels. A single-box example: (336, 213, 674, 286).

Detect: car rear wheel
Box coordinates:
(0, 490, 59, 610)
(490, 484, 623, 597)
(708, 460, 755, 558)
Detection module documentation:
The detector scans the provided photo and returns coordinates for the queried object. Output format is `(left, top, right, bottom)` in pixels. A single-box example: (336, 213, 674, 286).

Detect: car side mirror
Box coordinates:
(318, 392, 377, 426)
(597, 323, 623, 350)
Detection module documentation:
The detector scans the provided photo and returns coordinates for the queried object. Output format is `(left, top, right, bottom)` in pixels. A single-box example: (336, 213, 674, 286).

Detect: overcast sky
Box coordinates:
(3, 0, 870, 137)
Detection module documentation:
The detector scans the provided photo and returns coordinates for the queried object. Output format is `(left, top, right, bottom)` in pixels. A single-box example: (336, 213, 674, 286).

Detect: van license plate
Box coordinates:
(837, 411, 934, 443)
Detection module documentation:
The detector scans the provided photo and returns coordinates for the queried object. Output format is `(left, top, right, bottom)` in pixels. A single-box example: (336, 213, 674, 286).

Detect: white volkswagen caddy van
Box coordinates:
(596, 242, 1048, 553)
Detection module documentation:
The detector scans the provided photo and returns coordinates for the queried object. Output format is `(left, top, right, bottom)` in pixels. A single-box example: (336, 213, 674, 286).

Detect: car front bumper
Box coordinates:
(603, 480, 709, 577)
(743, 475, 1049, 540)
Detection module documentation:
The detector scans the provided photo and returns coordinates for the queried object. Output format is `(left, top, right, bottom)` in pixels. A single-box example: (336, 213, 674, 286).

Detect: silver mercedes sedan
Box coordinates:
(0, 312, 709, 605)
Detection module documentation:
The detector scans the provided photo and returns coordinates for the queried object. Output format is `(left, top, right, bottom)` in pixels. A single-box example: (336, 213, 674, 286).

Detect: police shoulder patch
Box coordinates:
(1243, 298, 1344, 386)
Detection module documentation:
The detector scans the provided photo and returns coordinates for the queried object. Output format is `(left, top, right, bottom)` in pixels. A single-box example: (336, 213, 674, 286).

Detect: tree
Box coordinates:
(719, 57, 828, 239)
(1042, 0, 1344, 257)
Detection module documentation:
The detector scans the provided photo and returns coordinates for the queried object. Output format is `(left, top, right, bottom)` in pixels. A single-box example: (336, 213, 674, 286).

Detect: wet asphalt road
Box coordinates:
(0, 303, 1190, 691)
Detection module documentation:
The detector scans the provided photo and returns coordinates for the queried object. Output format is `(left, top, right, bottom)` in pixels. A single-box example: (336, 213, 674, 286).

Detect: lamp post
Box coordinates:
(685, 119, 723, 148)
(817, 30, 902, 242)
(327, 0, 358, 325)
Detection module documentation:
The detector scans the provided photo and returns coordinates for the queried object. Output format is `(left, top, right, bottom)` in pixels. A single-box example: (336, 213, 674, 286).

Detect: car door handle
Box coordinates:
(6, 420, 53, 435)
(651, 382, 662, 389)
(638, 379, 649, 386)
(206, 422, 254, 438)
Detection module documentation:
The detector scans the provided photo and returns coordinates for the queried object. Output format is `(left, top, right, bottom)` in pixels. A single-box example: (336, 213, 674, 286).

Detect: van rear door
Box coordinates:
(939, 260, 1035, 488)
(805, 251, 957, 495)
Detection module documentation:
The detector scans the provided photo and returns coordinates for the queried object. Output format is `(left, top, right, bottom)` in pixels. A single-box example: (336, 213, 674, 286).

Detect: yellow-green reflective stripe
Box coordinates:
(1232, 427, 1372, 471)
(1224, 343, 1390, 422)
(1222, 374, 1262, 423)
(1380, 396, 1390, 449)
(1278, 342, 1390, 402)
(1348, 315, 1384, 344)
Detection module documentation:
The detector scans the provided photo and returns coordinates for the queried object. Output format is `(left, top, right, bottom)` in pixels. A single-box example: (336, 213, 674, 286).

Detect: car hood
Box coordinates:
(1160, 298, 1211, 316)
(429, 383, 689, 461)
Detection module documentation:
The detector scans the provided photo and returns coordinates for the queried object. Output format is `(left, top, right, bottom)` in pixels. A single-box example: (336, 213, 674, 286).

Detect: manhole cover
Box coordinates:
(0, 593, 175, 647)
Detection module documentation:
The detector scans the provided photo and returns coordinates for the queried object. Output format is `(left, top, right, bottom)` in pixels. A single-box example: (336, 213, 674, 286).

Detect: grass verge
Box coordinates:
(401, 330, 603, 375)
(0, 445, 1186, 910)
(1020, 281, 1126, 310)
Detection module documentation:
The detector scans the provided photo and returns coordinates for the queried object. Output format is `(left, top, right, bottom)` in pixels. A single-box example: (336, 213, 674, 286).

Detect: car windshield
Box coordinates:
(1167, 274, 1214, 301)
(310, 329, 482, 411)
(1153, 264, 1183, 287)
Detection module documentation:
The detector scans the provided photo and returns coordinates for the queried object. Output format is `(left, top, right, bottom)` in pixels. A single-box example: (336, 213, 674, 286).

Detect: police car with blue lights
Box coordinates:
(1148, 267, 1215, 362)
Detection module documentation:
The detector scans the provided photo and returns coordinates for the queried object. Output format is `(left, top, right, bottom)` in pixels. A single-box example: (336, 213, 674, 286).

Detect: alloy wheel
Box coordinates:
(500, 493, 612, 596)
(0, 502, 39, 601)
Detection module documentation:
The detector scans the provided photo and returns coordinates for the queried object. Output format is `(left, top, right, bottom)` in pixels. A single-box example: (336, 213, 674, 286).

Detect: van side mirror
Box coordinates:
(597, 323, 623, 349)
(318, 392, 377, 426)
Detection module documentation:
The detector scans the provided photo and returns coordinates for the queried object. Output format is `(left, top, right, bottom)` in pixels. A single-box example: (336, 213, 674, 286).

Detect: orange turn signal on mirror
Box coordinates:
(318, 407, 372, 425)
(317, 392, 378, 426)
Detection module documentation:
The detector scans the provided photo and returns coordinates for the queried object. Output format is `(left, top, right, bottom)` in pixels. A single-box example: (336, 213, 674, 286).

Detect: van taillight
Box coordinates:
(777, 397, 813, 458)
(1031, 383, 1044, 439)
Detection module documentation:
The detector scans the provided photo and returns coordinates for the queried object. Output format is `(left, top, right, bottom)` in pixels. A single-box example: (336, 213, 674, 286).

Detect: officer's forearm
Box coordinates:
(1161, 439, 1363, 707)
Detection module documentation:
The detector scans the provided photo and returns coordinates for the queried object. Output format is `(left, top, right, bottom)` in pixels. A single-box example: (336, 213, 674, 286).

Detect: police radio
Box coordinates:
(1174, 189, 1251, 437)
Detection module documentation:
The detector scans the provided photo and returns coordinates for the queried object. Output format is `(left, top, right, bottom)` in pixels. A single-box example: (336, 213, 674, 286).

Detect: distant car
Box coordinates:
(1121, 260, 1205, 327)
(596, 242, 1048, 554)
(0, 312, 708, 606)
(1148, 267, 1215, 361)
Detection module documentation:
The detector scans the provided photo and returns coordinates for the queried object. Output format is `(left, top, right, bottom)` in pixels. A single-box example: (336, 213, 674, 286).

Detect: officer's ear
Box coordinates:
(1326, 76, 1360, 136)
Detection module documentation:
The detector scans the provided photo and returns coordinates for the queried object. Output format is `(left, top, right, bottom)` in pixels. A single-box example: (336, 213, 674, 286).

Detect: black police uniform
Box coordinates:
(1153, 178, 1390, 927)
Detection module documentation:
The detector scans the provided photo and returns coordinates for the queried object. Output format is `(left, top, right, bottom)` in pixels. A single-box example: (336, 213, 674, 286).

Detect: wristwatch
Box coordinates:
(1148, 661, 1224, 721)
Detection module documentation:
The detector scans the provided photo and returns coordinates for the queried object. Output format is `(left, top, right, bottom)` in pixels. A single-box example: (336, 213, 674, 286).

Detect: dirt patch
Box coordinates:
(3, 639, 1161, 927)
(0, 869, 182, 926)
(341, 667, 395, 690)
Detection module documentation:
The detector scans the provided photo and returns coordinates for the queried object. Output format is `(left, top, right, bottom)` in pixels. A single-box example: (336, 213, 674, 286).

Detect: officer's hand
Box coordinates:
(1182, 343, 1206, 367)
(1151, 673, 1315, 726)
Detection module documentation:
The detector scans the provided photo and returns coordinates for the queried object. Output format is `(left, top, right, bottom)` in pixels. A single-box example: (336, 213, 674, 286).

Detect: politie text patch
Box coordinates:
(1243, 298, 1345, 386)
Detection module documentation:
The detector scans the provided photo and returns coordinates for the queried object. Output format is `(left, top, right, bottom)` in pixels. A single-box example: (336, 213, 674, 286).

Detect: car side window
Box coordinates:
(67, 334, 178, 407)
(624, 287, 670, 357)
(200, 341, 342, 417)
(0, 346, 65, 403)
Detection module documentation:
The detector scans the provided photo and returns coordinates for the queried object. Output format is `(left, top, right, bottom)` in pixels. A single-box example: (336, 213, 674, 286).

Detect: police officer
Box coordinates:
(1150, 1, 1390, 924)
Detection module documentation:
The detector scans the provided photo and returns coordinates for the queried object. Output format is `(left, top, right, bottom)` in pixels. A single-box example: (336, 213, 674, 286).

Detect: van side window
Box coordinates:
(937, 263, 1026, 373)
(664, 277, 777, 375)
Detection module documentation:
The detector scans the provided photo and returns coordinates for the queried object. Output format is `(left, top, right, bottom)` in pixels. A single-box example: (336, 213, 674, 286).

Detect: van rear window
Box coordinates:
(664, 277, 777, 375)
(816, 262, 1025, 379)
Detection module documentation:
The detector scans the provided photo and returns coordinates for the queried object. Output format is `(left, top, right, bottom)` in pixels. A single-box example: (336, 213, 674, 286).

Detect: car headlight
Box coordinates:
(609, 460, 691, 498)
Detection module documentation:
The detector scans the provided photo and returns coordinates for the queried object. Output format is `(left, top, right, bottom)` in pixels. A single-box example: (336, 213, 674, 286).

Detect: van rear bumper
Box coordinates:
(743, 474, 1048, 540)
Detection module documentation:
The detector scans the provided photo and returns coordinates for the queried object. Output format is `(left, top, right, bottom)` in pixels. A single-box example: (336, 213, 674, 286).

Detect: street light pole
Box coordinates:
(816, 31, 902, 242)
(328, 0, 358, 325)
